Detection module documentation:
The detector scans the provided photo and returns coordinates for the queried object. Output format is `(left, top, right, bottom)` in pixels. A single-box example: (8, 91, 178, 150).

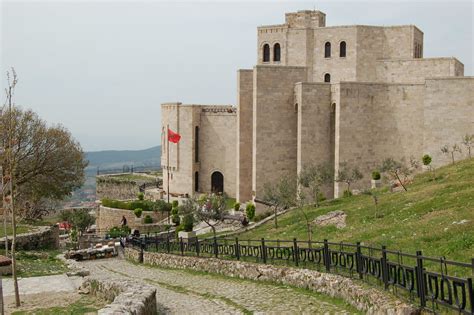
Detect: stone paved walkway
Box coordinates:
(81, 258, 356, 314)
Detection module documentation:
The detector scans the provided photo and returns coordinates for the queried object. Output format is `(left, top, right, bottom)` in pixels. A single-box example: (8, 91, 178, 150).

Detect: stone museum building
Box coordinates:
(161, 10, 473, 203)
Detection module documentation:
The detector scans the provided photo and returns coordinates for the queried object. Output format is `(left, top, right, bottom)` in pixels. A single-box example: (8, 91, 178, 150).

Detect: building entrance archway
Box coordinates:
(211, 171, 224, 194)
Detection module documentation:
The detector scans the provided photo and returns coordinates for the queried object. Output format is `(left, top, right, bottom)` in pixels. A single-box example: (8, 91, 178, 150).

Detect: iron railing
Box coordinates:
(128, 235, 474, 314)
(96, 165, 161, 175)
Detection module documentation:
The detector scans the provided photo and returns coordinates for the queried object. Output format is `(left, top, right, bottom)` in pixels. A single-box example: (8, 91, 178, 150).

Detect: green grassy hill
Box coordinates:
(239, 158, 474, 263)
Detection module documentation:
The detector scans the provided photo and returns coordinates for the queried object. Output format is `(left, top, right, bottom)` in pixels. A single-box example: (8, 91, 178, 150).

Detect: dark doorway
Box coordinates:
(211, 171, 224, 194)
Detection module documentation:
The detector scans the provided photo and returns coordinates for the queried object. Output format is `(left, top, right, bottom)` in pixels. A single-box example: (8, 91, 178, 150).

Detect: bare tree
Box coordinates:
(380, 158, 408, 191)
(462, 134, 473, 158)
(335, 162, 363, 195)
(441, 144, 462, 165)
(298, 163, 333, 207)
(193, 194, 229, 238)
(262, 176, 297, 229)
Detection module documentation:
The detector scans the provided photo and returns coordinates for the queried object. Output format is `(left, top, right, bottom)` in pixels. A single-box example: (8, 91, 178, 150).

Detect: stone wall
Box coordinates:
(236, 69, 254, 203)
(252, 65, 307, 199)
(96, 180, 139, 201)
(82, 277, 157, 315)
(97, 206, 166, 236)
(0, 225, 59, 250)
(124, 248, 417, 315)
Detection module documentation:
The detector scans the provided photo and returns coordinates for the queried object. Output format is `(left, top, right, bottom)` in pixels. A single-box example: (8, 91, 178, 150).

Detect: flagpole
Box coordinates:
(167, 125, 170, 223)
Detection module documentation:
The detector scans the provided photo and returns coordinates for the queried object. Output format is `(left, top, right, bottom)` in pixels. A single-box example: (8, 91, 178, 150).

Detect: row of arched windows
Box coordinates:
(263, 43, 281, 62)
(325, 41, 346, 58)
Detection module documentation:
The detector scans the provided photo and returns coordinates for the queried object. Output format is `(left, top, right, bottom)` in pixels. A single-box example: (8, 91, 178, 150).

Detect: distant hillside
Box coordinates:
(85, 145, 161, 170)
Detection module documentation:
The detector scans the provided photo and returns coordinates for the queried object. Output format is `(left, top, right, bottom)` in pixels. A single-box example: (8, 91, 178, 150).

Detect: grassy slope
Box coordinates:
(239, 158, 474, 263)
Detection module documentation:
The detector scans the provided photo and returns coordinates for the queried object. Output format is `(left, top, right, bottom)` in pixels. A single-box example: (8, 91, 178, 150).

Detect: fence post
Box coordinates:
(416, 250, 426, 308)
(293, 238, 299, 267)
(356, 242, 363, 279)
(144, 235, 148, 251)
(139, 239, 144, 263)
(261, 238, 267, 264)
(166, 234, 170, 253)
(235, 237, 240, 260)
(323, 239, 330, 272)
(196, 238, 200, 257)
(467, 278, 474, 314)
(155, 232, 158, 251)
(213, 236, 218, 258)
(180, 237, 184, 256)
(381, 246, 389, 289)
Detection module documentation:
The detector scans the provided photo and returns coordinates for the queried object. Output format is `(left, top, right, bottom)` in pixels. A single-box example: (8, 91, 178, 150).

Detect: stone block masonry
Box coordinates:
(0, 225, 59, 250)
(125, 248, 417, 314)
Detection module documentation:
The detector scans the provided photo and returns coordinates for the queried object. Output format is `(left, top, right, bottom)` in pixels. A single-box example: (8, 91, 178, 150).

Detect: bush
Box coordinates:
(172, 214, 180, 226)
(254, 211, 272, 222)
(372, 171, 381, 180)
(182, 214, 194, 232)
(101, 198, 156, 212)
(108, 225, 131, 238)
(134, 208, 143, 218)
(343, 190, 353, 198)
(172, 200, 179, 208)
(234, 202, 241, 212)
(137, 192, 145, 201)
(246, 203, 256, 221)
(144, 215, 153, 224)
(171, 206, 179, 216)
(317, 192, 326, 202)
(422, 154, 432, 166)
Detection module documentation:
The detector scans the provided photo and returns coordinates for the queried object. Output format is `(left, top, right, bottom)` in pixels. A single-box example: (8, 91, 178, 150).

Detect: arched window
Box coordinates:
(263, 44, 270, 62)
(195, 126, 199, 162)
(211, 171, 224, 194)
(324, 73, 331, 83)
(324, 42, 331, 58)
(340, 41, 346, 57)
(194, 172, 199, 192)
(273, 43, 281, 62)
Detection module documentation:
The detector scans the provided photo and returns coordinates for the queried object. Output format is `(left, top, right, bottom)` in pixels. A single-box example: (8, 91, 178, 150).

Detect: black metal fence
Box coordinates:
(96, 165, 161, 175)
(129, 235, 474, 314)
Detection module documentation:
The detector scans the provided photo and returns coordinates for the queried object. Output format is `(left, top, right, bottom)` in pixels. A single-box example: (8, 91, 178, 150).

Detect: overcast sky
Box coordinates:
(1, 0, 473, 151)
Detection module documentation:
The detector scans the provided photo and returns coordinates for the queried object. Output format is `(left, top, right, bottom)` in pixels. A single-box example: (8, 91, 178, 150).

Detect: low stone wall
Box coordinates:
(97, 206, 166, 236)
(125, 248, 417, 315)
(82, 277, 157, 315)
(96, 180, 140, 201)
(0, 225, 59, 250)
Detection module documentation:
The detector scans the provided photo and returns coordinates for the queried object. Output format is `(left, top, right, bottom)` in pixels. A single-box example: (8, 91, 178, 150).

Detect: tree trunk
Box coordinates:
(395, 172, 407, 191)
(273, 207, 278, 229)
(11, 203, 20, 307)
(451, 152, 455, 164)
(211, 225, 216, 239)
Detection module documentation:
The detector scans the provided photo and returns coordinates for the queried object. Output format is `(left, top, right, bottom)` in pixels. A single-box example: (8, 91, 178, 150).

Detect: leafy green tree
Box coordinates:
(193, 194, 229, 238)
(262, 175, 297, 228)
(60, 209, 95, 235)
(422, 154, 436, 180)
(298, 163, 333, 207)
(134, 208, 143, 218)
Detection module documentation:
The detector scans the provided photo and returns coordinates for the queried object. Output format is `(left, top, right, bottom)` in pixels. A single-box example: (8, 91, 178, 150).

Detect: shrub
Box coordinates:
(171, 206, 179, 216)
(317, 192, 326, 202)
(343, 190, 353, 198)
(254, 211, 272, 222)
(144, 215, 153, 224)
(172, 214, 180, 226)
(372, 171, 381, 180)
(422, 154, 432, 166)
(246, 203, 256, 221)
(108, 225, 131, 238)
(172, 200, 179, 208)
(134, 208, 143, 218)
(182, 214, 194, 232)
(137, 192, 145, 201)
(234, 202, 241, 212)
(175, 225, 184, 236)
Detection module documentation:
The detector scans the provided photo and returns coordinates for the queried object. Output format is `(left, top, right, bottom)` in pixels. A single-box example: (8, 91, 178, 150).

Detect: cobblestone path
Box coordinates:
(82, 258, 358, 314)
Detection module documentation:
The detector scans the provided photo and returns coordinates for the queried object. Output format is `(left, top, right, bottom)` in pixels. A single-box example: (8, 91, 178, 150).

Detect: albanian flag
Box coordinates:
(168, 128, 181, 143)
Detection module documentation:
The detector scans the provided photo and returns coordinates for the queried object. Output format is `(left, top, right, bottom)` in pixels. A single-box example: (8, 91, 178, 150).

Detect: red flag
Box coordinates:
(168, 128, 181, 143)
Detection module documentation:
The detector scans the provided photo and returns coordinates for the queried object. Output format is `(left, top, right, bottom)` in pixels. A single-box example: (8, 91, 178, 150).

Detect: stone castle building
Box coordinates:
(161, 10, 473, 203)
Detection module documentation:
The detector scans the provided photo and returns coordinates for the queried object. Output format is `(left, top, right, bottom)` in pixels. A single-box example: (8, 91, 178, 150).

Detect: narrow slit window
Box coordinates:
(263, 44, 270, 62)
(273, 43, 281, 62)
(325, 42, 331, 58)
(340, 41, 346, 57)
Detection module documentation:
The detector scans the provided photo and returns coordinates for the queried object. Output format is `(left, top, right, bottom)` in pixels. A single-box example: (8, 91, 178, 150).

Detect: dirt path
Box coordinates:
(81, 258, 357, 314)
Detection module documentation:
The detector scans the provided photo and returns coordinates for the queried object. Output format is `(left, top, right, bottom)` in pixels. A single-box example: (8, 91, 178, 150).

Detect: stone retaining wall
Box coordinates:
(125, 248, 418, 315)
(97, 206, 166, 236)
(0, 225, 59, 250)
(82, 277, 157, 315)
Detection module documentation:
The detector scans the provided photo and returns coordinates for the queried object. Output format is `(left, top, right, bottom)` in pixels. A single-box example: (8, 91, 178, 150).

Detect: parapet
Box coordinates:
(285, 10, 326, 28)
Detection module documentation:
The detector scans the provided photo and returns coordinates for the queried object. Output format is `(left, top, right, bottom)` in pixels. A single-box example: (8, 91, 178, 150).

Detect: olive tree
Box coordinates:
(298, 163, 333, 207)
(193, 193, 229, 238)
(335, 162, 363, 196)
(262, 176, 297, 229)
(462, 134, 473, 158)
(441, 144, 462, 165)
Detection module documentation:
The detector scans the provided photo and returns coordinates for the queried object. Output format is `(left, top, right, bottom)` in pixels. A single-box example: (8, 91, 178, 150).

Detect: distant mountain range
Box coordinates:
(85, 145, 161, 171)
